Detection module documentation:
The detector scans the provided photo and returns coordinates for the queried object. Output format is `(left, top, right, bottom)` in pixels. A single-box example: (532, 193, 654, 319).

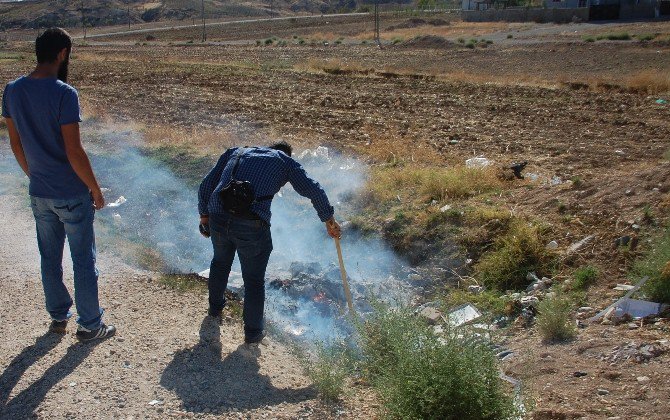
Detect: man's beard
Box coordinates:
(58, 57, 69, 83)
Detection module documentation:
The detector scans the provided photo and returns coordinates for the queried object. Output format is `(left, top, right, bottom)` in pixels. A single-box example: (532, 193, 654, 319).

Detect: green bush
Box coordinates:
(637, 33, 656, 41)
(307, 344, 351, 402)
(465, 41, 476, 49)
(573, 265, 598, 290)
(264, 38, 273, 45)
(597, 32, 631, 41)
(536, 293, 576, 343)
(474, 221, 554, 290)
(359, 305, 518, 419)
(457, 37, 465, 43)
(633, 226, 670, 303)
(582, 36, 595, 42)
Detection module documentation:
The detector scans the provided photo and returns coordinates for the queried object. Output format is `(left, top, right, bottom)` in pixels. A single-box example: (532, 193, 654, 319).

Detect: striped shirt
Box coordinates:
(198, 147, 334, 225)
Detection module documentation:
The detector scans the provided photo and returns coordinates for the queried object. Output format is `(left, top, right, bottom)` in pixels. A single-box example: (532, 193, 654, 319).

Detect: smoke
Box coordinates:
(0, 123, 412, 343)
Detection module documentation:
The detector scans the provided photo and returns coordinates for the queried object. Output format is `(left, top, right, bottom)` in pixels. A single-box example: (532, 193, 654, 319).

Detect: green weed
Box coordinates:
(359, 304, 518, 419)
(536, 293, 577, 343)
(632, 226, 670, 303)
(573, 265, 598, 290)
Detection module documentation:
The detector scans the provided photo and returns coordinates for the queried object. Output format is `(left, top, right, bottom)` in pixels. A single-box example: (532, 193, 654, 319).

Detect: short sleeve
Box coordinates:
(59, 87, 82, 126)
(2, 84, 11, 118)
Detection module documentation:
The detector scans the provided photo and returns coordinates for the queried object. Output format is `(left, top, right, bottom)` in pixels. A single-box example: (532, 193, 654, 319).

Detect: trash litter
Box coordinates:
(507, 161, 528, 179)
(440, 204, 452, 212)
(465, 157, 491, 169)
(418, 306, 443, 325)
(112, 213, 122, 223)
(550, 176, 562, 186)
(614, 235, 638, 250)
(656, 99, 667, 104)
(546, 240, 559, 250)
(447, 303, 482, 327)
(613, 298, 667, 319)
(148, 400, 163, 406)
(591, 277, 669, 322)
(567, 235, 595, 254)
(468, 285, 484, 294)
(613, 284, 635, 291)
(520, 296, 539, 307)
(107, 196, 127, 208)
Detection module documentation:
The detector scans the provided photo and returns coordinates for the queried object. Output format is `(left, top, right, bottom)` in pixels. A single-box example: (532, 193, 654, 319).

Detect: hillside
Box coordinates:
(0, 0, 344, 30)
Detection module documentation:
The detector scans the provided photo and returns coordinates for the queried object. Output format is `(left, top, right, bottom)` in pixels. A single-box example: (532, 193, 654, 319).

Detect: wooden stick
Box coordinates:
(334, 237, 356, 315)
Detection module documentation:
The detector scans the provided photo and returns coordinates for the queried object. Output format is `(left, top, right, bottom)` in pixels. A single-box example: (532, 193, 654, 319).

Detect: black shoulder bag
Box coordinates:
(219, 148, 273, 218)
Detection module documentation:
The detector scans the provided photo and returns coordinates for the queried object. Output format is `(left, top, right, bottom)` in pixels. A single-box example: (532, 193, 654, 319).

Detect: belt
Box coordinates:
(223, 210, 261, 221)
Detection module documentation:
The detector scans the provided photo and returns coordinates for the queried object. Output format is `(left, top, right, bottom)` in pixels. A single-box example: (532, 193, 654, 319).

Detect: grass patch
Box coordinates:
(572, 265, 598, 290)
(632, 226, 670, 303)
(596, 32, 631, 41)
(359, 304, 519, 419)
(159, 273, 206, 293)
(474, 220, 554, 291)
(636, 33, 656, 41)
(536, 293, 576, 343)
(664, 148, 670, 161)
(583, 36, 595, 42)
(367, 165, 502, 203)
(625, 69, 670, 94)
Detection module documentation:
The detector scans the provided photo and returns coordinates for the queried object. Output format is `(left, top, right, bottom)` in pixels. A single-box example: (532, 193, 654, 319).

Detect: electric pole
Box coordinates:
(80, 0, 87, 40)
(374, 0, 380, 46)
(201, 0, 206, 42)
(127, 4, 131, 30)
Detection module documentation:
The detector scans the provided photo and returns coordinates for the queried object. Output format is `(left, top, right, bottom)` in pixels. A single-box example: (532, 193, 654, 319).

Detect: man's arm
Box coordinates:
(5, 118, 29, 177)
(61, 122, 104, 209)
(286, 158, 341, 238)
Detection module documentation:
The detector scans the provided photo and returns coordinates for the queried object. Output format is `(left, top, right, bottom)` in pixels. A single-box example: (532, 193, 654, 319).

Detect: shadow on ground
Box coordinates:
(161, 316, 316, 413)
(0, 332, 96, 418)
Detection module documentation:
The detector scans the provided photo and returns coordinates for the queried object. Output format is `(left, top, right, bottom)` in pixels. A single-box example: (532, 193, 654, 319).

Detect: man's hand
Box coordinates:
(325, 217, 341, 239)
(91, 188, 105, 210)
(199, 215, 210, 238)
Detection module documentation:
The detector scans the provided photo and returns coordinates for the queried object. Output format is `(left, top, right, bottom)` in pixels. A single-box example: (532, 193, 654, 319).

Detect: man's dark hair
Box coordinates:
(269, 141, 292, 157)
(35, 28, 72, 64)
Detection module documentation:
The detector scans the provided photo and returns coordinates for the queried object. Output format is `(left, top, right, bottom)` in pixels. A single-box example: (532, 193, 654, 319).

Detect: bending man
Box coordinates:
(198, 142, 340, 344)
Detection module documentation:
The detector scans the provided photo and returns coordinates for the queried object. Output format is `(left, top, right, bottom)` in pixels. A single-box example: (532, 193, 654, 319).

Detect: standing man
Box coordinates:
(2, 28, 115, 341)
(198, 142, 341, 344)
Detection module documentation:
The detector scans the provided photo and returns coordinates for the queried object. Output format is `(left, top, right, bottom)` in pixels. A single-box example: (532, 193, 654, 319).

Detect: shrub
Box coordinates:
(465, 42, 476, 49)
(636, 33, 656, 41)
(633, 226, 670, 303)
(391, 37, 403, 45)
(457, 37, 465, 43)
(597, 32, 631, 41)
(573, 265, 598, 290)
(582, 36, 595, 42)
(359, 305, 518, 419)
(307, 344, 351, 402)
(475, 221, 554, 290)
(264, 38, 273, 45)
(507, 34, 513, 39)
(536, 293, 576, 343)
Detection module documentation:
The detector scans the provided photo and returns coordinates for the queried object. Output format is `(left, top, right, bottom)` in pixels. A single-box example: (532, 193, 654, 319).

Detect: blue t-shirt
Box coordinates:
(2, 76, 88, 199)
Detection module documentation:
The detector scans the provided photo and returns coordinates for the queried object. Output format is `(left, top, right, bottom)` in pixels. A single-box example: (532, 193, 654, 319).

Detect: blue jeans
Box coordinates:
(30, 194, 103, 330)
(209, 213, 273, 341)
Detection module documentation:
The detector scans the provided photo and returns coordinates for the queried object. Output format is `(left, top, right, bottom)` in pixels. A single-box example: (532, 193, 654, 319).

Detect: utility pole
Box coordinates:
(374, 0, 380, 46)
(127, 3, 131, 30)
(201, 0, 206, 42)
(80, 0, 87, 40)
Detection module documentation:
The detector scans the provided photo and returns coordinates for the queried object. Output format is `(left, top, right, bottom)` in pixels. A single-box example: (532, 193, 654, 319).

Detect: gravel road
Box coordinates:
(0, 194, 346, 419)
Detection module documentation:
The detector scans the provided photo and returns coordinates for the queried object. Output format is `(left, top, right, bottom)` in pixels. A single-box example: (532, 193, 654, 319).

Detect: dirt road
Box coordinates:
(0, 194, 356, 419)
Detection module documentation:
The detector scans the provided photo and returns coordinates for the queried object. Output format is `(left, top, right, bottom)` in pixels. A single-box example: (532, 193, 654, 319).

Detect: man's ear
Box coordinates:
(57, 48, 69, 63)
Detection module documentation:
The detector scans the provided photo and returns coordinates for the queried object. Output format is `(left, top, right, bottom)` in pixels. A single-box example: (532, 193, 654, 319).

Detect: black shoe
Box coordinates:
(244, 331, 266, 345)
(76, 323, 116, 342)
(49, 319, 68, 334)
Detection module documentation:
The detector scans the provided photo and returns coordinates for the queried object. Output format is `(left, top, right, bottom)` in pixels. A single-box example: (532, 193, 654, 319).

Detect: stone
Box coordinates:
(578, 306, 594, 312)
(597, 388, 610, 396)
(636, 376, 651, 384)
(440, 204, 452, 212)
(521, 296, 539, 307)
(546, 240, 559, 250)
(419, 306, 442, 325)
(573, 371, 588, 378)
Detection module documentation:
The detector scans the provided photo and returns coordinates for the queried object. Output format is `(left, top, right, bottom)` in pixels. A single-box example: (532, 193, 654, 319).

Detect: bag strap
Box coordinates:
(228, 147, 274, 202)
